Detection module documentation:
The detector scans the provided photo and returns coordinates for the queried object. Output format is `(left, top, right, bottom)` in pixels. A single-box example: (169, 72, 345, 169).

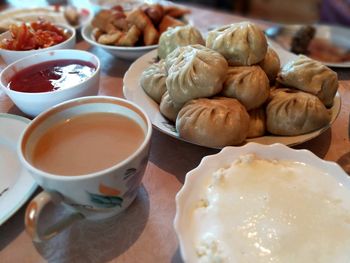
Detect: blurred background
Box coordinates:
(172, 0, 350, 26)
(3, 0, 350, 26)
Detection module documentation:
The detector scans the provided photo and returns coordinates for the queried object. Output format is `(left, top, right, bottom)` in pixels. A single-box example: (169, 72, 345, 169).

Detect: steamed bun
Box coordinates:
(277, 55, 338, 107)
(247, 108, 266, 138)
(176, 97, 250, 147)
(222, 66, 270, 110)
(259, 47, 280, 83)
(158, 25, 205, 59)
(266, 89, 331, 136)
(159, 91, 184, 122)
(206, 22, 267, 66)
(165, 45, 228, 104)
(140, 59, 167, 103)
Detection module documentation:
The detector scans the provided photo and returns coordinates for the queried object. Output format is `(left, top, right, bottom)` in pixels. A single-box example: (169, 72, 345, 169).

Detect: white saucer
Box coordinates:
(0, 113, 36, 226)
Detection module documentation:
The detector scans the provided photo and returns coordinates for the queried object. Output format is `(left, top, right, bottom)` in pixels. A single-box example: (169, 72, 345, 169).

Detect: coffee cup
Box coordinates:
(18, 96, 152, 242)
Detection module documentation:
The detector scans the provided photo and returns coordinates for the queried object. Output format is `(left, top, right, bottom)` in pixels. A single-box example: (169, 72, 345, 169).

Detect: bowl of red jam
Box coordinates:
(0, 20, 76, 64)
(0, 49, 100, 117)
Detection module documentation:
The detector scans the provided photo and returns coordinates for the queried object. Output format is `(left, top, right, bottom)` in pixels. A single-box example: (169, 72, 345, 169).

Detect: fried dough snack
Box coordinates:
(126, 9, 159, 45)
(91, 4, 190, 47)
(118, 25, 141, 46)
(144, 4, 164, 25)
(159, 15, 185, 35)
(163, 5, 191, 18)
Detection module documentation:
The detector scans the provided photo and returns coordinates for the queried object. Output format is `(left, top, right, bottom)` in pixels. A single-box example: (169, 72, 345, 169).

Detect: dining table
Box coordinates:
(1, 1, 350, 262)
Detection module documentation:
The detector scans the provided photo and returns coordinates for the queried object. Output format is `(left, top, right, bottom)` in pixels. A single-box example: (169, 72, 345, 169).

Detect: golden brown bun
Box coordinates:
(259, 47, 280, 83)
(176, 97, 250, 147)
(222, 65, 270, 110)
(159, 91, 184, 122)
(277, 55, 338, 107)
(247, 108, 266, 138)
(266, 89, 331, 136)
(140, 60, 167, 103)
(206, 22, 267, 66)
(165, 45, 228, 104)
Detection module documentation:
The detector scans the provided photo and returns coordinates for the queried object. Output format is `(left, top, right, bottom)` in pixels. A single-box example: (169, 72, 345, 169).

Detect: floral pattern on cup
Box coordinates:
(88, 192, 123, 208)
(0, 187, 9, 198)
(123, 157, 149, 199)
(162, 121, 176, 133)
(87, 183, 124, 208)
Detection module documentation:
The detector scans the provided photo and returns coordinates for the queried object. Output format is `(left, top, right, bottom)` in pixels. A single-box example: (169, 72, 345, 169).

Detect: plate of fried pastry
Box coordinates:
(123, 21, 341, 148)
(82, 1, 190, 59)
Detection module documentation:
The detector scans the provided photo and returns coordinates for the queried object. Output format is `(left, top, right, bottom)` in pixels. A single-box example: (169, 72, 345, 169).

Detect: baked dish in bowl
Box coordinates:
(174, 142, 350, 262)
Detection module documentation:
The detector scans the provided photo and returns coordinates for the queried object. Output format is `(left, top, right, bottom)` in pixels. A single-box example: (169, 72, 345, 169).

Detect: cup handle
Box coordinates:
(25, 191, 84, 242)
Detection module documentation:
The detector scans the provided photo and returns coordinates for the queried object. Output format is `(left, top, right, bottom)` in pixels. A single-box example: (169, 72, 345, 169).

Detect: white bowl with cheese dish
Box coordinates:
(174, 142, 350, 263)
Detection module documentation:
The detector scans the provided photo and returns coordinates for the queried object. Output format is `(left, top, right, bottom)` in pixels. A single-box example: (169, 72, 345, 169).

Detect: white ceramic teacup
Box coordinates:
(18, 96, 152, 242)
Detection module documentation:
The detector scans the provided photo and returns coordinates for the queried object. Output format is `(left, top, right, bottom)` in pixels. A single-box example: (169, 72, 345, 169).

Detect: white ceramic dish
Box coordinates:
(81, 24, 158, 60)
(265, 24, 350, 68)
(0, 113, 36, 226)
(89, 0, 183, 12)
(0, 49, 101, 117)
(174, 142, 350, 262)
(123, 48, 341, 148)
(0, 6, 92, 31)
(89, 0, 148, 11)
(0, 23, 76, 65)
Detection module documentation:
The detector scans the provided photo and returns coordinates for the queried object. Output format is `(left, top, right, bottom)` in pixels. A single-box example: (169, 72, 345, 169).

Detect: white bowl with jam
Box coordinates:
(0, 21, 76, 65)
(0, 49, 100, 117)
(175, 143, 350, 263)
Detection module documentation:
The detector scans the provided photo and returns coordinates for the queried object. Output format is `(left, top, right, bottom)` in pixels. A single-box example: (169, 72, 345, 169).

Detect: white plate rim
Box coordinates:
(123, 48, 341, 149)
(0, 113, 37, 226)
(173, 142, 350, 262)
(266, 24, 350, 68)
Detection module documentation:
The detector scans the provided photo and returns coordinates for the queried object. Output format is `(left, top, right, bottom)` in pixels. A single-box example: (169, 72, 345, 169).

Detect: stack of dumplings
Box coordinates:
(140, 22, 338, 148)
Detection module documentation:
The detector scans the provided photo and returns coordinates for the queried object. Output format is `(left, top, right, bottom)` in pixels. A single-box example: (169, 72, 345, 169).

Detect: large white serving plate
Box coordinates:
(0, 114, 37, 226)
(123, 48, 341, 148)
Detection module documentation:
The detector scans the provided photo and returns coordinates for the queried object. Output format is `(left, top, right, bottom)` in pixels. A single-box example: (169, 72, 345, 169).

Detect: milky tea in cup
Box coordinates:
(31, 112, 144, 176)
(18, 96, 152, 242)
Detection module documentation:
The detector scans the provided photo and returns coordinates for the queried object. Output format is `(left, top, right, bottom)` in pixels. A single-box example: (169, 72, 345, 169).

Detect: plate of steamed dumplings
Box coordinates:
(123, 22, 341, 148)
